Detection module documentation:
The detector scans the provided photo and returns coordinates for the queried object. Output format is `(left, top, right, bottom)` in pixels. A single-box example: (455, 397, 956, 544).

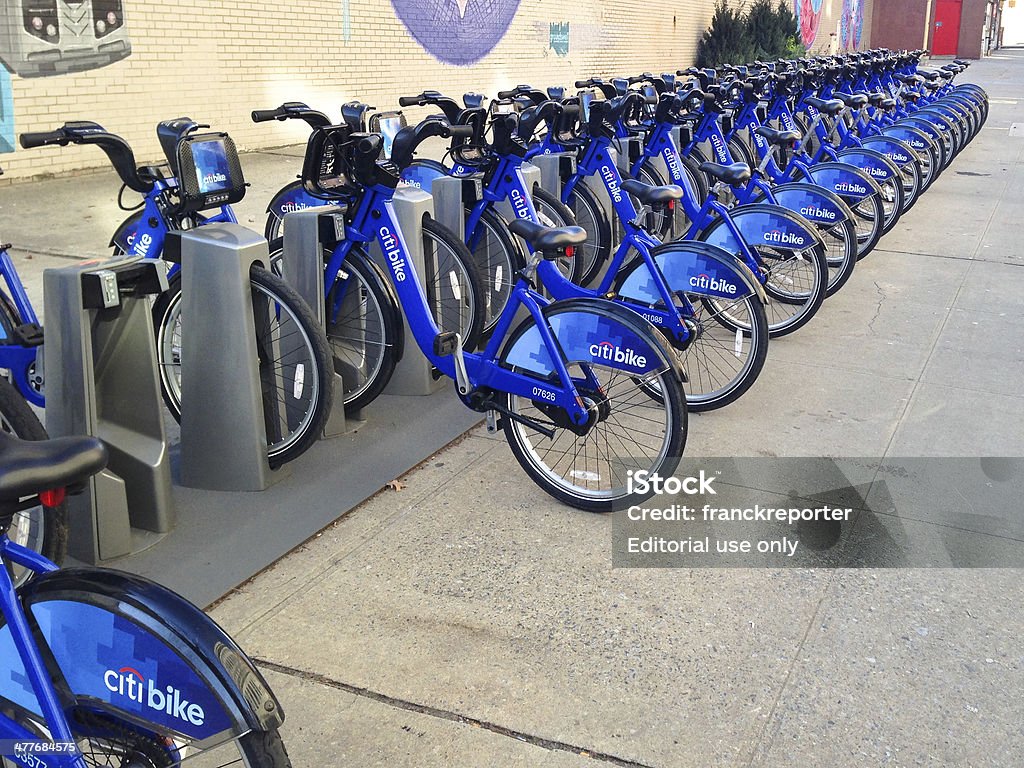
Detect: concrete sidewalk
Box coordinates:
(3, 52, 1023, 767)
(201, 54, 1024, 768)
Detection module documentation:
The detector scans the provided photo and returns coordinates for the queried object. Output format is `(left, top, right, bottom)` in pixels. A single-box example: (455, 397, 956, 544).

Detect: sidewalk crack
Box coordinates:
(254, 659, 657, 768)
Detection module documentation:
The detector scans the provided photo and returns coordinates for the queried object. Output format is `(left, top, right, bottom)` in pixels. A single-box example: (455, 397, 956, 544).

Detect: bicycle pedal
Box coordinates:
(433, 331, 459, 357)
(11, 323, 44, 347)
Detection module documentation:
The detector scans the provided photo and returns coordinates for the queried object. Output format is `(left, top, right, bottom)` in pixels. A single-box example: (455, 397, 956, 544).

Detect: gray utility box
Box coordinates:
(530, 152, 577, 200)
(368, 185, 447, 397)
(44, 256, 174, 564)
(282, 204, 348, 434)
(167, 224, 291, 493)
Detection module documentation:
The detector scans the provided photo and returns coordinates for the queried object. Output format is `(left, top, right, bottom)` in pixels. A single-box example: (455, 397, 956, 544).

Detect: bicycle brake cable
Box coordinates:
(117, 183, 144, 211)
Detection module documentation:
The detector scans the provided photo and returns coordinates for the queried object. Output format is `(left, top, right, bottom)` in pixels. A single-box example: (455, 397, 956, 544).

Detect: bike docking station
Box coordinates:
(282, 204, 350, 433)
(166, 224, 291, 492)
(370, 184, 447, 397)
(43, 256, 175, 564)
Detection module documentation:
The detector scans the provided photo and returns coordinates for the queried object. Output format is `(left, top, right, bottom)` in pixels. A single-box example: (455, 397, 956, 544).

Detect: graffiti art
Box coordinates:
(840, 0, 864, 50)
(795, 0, 824, 49)
(390, 0, 521, 66)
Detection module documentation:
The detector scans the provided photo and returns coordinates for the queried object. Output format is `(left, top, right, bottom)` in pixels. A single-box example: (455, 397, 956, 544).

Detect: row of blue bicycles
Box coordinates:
(0, 47, 988, 765)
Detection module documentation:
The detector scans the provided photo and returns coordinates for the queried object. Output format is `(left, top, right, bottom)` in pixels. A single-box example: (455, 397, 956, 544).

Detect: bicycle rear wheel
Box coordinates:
(153, 265, 332, 468)
(500, 303, 686, 512)
(465, 206, 526, 333)
(563, 181, 612, 287)
(0, 378, 66, 588)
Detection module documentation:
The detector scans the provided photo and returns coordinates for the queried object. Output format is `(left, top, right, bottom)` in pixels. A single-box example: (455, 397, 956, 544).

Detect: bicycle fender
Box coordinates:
(881, 125, 932, 154)
(698, 202, 824, 254)
(400, 159, 450, 193)
(109, 211, 144, 252)
(618, 241, 767, 305)
(804, 162, 882, 203)
(858, 136, 916, 169)
(501, 297, 683, 382)
(4, 568, 284, 740)
(266, 179, 323, 220)
(835, 147, 900, 183)
(762, 182, 855, 228)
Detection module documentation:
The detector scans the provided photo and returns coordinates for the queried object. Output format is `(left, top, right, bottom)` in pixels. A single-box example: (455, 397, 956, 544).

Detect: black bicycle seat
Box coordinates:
(805, 97, 845, 115)
(0, 432, 107, 502)
(753, 125, 800, 145)
(834, 92, 869, 109)
(620, 178, 684, 205)
(507, 219, 586, 255)
(699, 161, 752, 186)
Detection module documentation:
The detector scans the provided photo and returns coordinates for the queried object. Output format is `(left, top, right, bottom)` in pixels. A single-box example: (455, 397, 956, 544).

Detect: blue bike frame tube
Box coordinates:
(0, 538, 82, 768)
(324, 187, 590, 421)
(0, 251, 38, 326)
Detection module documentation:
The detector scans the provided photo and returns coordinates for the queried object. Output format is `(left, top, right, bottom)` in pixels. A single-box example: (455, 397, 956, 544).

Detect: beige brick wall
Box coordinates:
(1, 0, 725, 181)
(0, 0, 875, 181)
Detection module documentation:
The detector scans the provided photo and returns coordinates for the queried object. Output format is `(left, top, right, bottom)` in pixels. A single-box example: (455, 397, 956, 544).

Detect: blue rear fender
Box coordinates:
(5, 568, 284, 741)
(500, 297, 684, 383)
(399, 159, 450, 193)
(835, 147, 901, 183)
(266, 180, 324, 223)
(698, 202, 824, 255)
(617, 241, 767, 305)
(763, 181, 855, 227)
(805, 161, 882, 202)
(858, 136, 917, 169)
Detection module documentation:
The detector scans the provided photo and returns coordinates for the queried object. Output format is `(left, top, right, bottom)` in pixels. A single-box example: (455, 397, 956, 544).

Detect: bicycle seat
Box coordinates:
(867, 92, 889, 106)
(507, 219, 586, 255)
(699, 161, 752, 186)
(0, 432, 107, 502)
(620, 178, 684, 205)
(835, 92, 869, 109)
(805, 97, 845, 115)
(753, 125, 800, 145)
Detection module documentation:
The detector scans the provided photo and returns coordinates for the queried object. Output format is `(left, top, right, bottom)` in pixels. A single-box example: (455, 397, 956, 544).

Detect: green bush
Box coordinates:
(696, 0, 802, 68)
(696, 2, 753, 68)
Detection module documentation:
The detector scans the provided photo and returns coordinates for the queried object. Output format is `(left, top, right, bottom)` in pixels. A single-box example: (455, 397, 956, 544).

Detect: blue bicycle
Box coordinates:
(20, 120, 334, 467)
(299, 120, 688, 511)
(0, 431, 291, 766)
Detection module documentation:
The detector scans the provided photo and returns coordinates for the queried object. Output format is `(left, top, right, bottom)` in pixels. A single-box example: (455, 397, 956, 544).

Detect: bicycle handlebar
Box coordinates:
(19, 130, 67, 149)
(20, 121, 153, 193)
(397, 91, 463, 122)
(251, 102, 332, 130)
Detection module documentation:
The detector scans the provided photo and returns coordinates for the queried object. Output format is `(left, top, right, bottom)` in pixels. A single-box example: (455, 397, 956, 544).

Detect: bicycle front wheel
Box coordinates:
(500, 304, 687, 512)
(153, 265, 332, 468)
(0, 378, 66, 588)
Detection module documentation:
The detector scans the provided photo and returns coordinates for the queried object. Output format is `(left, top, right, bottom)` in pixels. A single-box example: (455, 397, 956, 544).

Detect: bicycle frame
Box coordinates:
(0, 246, 42, 408)
(322, 183, 670, 424)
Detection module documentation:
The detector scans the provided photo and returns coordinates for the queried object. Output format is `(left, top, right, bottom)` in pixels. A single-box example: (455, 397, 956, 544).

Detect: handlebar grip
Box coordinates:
(19, 130, 65, 149)
(449, 124, 475, 139)
(398, 96, 421, 107)
(574, 80, 591, 89)
(250, 109, 282, 123)
(497, 89, 519, 99)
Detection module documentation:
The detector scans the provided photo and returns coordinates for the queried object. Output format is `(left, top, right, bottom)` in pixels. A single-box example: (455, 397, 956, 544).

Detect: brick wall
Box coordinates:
(0, 0, 724, 181)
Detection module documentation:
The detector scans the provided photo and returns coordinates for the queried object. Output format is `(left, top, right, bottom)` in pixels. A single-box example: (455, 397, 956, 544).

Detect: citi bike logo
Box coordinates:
(202, 171, 227, 187)
(835, 181, 867, 195)
(764, 229, 806, 246)
(663, 149, 683, 185)
(710, 132, 728, 163)
(279, 201, 312, 214)
(887, 152, 909, 164)
(589, 340, 647, 368)
(601, 165, 623, 203)
(800, 205, 836, 220)
(866, 165, 890, 179)
(104, 666, 206, 727)
(509, 187, 532, 220)
(379, 226, 408, 282)
(134, 233, 154, 258)
(689, 273, 738, 294)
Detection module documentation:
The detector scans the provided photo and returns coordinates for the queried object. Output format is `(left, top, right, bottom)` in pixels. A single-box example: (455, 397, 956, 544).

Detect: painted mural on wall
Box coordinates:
(0, 1, 132, 152)
(795, 0, 824, 48)
(840, 0, 864, 50)
(390, 0, 520, 66)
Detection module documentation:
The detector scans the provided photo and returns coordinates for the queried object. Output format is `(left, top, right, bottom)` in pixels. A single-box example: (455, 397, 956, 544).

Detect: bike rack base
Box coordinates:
(169, 224, 291, 492)
(282, 205, 350, 438)
(43, 257, 174, 563)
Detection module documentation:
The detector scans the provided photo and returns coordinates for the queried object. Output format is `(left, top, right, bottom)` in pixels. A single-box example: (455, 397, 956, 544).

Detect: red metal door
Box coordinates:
(933, 0, 963, 55)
